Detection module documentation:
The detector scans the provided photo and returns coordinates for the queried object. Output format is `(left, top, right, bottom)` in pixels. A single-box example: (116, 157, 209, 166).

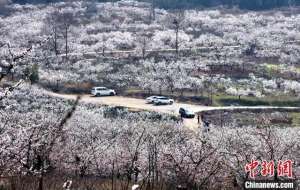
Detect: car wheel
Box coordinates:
(110, 92, 114, 96)
(170, 101, 174, 105)
(96, 93, 101, 97)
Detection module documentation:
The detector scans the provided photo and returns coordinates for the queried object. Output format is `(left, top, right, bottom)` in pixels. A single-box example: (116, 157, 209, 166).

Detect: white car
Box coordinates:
(153, 96, 174, 105)
(91, 87, 116, 97)
(146, 96, 160, 104)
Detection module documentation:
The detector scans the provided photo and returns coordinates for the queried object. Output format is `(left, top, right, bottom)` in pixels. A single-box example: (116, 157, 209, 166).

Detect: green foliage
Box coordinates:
(24, 64, 39, 84)
(291, 112, 300, 127)
(214, 94, 300, 107)
(103, 106, 127, 118)
(217, 96, 270, 106)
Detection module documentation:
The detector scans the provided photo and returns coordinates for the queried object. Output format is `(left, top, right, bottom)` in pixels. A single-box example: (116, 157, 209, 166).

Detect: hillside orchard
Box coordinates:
(0, 1, 300, 189)
(0, 84, 299, 189)
(1, 1, 300, 98)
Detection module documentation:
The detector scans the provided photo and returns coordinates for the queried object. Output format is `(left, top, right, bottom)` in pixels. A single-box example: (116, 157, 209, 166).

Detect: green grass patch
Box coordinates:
(125, 89, 300, 107)
(291, 112, 300, 127)
(213, 94, 300, 107)
(264, 63, 300, 73)
(214, 96, 269, 106)
(265, 63, 280, 70)
(263, 63, 283, 76)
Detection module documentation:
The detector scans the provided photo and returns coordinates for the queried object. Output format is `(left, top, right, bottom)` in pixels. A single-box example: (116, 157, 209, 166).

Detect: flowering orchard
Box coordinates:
(1, 1, 300, 98)
(0, 84, 299, 189)
(0, 1, 300, 189)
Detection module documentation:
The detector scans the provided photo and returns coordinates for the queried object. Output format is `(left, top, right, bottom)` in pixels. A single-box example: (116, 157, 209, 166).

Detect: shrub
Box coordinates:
(24, 64, 39, 84)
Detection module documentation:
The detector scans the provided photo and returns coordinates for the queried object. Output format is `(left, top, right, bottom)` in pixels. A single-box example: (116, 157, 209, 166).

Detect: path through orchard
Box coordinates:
(46, 91, 300, 130)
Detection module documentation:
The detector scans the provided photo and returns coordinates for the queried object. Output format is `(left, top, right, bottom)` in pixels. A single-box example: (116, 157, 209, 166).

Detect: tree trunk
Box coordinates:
(111, 161, 114, 190)
(151, 0, 155, 21)
(65, 26, 68, 60)
(175, 26, 179, 59)
(9, 177, 16, 190)
(37, 173, 43, 190)
(54, 27, 58, 55)
(210, 87, 213, 106)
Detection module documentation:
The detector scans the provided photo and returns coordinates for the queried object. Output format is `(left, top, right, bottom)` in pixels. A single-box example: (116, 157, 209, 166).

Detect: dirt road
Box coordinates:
(47, 92, 300, 129)
(47, 92, 212, 114)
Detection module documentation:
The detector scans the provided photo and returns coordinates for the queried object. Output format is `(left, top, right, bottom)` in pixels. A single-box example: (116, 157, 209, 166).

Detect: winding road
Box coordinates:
(46, 91, 300, 129)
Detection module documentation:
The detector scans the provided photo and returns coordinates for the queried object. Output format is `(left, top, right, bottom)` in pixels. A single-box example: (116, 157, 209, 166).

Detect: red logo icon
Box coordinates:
(245, 159, 293, 179)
